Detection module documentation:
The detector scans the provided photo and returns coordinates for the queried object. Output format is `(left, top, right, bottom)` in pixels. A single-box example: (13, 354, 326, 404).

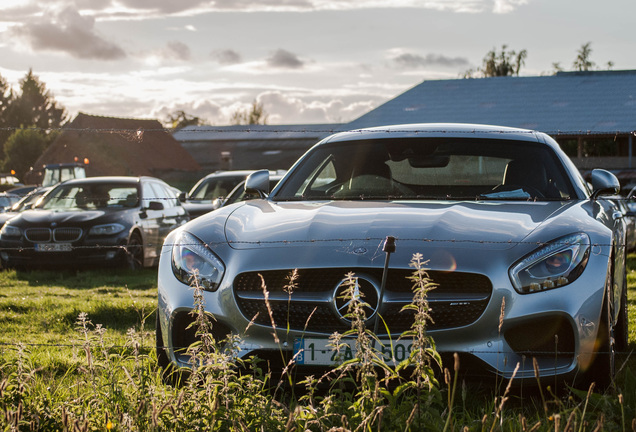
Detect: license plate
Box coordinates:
(294, 338, 413, 366)
(35, 243, 72, 252)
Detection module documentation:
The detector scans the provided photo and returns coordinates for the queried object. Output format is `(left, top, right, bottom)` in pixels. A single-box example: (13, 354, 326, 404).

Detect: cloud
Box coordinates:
(211, 49, 243, 65)
(0, 0, 519, 23)
(493, 0, 528, 14)
(5, 6, 126, 60)
(266, 49, 305, 69)
(388, 50, 470, 69)
(162, 41, 192, 61)
(257, 91, 375, 123)
(141, 41, 192, 66)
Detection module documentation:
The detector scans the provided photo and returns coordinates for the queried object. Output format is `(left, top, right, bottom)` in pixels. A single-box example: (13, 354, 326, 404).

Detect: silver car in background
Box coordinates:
(157, 123, 627, 388)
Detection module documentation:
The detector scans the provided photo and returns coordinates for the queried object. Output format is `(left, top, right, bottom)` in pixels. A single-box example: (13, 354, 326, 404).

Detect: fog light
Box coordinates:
(106, 251, 117, 260)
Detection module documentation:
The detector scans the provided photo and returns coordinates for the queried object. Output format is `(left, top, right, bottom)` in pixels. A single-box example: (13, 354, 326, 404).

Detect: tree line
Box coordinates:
(464, 42, 611, 78)
(0, 70, 66, 180)
(0, 43, 614, 181)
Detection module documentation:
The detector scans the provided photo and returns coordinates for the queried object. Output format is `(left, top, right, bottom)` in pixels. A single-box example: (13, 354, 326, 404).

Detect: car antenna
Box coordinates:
(373, 236, 396, 345)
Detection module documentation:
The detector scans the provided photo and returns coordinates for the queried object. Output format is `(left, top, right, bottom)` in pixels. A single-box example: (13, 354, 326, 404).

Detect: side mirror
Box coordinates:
(147, 201, 164, 211)
(178, 191, 187, 203)
(211, 197, 226, 210)
(245, 170, 270, 198)
(590, 169, 620, 199)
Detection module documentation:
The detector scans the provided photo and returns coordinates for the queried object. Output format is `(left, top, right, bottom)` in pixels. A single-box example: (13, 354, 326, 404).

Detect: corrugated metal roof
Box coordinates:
(343, 70, 636, 135)
(173, 124, 342, 142)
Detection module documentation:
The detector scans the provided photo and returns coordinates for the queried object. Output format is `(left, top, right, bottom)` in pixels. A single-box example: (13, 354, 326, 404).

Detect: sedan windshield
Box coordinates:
(274, 137, 575, 201)
(40, 184, 139, 210)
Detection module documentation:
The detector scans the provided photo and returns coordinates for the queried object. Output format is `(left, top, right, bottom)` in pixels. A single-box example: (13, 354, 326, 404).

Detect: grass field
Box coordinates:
(0, 257, 634, 431)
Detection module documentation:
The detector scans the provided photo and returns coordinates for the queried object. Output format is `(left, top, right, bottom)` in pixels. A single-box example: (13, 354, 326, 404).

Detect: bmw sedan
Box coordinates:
(157, 123, 628, 388)
(0, 176, 189, 270)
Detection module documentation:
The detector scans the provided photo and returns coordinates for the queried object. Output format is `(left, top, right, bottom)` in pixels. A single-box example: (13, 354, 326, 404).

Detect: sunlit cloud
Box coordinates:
(0, 0, 529, 23)
(4, 6, 126, 60)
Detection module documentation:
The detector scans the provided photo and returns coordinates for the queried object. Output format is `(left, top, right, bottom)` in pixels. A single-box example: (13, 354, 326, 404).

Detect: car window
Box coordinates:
(41, 184, 138, 210)
(150, 182, 177, 208)
(275, 138, 575, 201)
(190, 177, 246, 200)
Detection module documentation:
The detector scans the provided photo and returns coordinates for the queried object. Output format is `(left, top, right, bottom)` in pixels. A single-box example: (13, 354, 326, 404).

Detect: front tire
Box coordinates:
(586, 290, 616, 391)
(125, 233, 144, 270)
(156, 312, 170, 370)
(614, 271, 629, 353)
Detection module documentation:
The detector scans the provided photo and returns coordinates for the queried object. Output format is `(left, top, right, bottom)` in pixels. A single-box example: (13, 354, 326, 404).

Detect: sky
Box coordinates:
(0, 0, 634, 126)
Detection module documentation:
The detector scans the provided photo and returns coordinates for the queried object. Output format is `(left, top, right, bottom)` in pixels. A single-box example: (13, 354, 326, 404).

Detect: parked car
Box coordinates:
(605, 195, 636, 252)
(181, 170, 286, 218)
(0, 176, 189, 270)
(0, 187, 53, 228)
(209, 174, 285, 210)
(0, 173, 21, 192)
(0, 193, 21, 212)
(157, 123, 627, 389)
(6, 185, 39, 197)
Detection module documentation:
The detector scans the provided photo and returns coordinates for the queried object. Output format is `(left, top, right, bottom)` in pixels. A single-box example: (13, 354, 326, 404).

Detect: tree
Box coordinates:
(0, 74, 16, 150)
(573, 42, 595, 71)
(481, 45, 527, 77)
(463, 45, 527, 78)
(0, 70, 67, 175)
(6, 69, 67, 132)
(165, 110, 202, 130)
(230, 100, 268, 125)
(1, 128, 54, 179)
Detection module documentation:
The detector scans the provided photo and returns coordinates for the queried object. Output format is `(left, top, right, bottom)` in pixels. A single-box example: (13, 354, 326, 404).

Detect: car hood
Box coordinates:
(211, 200, 575, 251)
(10, 209, 120, 226)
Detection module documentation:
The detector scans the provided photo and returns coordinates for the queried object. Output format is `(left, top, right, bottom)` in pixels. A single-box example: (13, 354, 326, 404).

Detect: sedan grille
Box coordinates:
(234, 268, 492, 334)
(25, 227, 83, 243)
(25, 228, 51, 242)
(53, 228, 82, 242)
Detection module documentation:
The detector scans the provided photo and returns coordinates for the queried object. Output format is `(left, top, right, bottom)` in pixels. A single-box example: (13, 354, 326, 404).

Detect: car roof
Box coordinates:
(202, 170, 257, 179)
(57, 176, 160, 186)
(322, 123, 544, 144)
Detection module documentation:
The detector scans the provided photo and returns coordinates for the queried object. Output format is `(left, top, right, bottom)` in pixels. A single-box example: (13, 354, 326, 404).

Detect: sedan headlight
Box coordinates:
(89, 223, 125, 236)
(171, 231, 225, 291)
(509, 233, 590, 294)
(0, 224, 21, 238)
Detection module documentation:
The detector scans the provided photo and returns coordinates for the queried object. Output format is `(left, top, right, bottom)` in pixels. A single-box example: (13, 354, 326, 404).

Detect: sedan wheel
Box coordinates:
(125, 233, 144, 270)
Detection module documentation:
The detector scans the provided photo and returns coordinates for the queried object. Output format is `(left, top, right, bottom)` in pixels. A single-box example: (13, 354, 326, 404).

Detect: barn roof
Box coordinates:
(33, 113, 200, 177)
(343, 70, 636, 136)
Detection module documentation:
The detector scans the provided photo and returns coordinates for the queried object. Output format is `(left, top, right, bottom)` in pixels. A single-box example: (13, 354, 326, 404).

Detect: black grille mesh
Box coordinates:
(234, 268, 492, 334)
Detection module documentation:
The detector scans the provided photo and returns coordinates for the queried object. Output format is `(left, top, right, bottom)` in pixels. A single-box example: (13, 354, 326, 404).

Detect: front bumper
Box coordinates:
(157, 235, 609, 384)
(0, 234, 129, 268)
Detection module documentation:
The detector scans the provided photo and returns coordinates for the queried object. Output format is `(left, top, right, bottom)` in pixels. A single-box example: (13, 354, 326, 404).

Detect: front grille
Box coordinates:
(53, 228, 82, 242)
(234, 268, 492, 334)
(25, 228, 51, 242)
(25, 227, 83, 243)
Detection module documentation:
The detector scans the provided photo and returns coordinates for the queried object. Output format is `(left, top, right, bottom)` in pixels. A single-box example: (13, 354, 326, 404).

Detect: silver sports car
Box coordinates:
(157, 123, 628, 388)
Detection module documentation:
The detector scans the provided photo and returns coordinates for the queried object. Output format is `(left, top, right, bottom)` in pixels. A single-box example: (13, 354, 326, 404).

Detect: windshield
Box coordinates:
(40, 183, 139, 210)
(274, 138, 575, 201)
(189, 176, 247, 201)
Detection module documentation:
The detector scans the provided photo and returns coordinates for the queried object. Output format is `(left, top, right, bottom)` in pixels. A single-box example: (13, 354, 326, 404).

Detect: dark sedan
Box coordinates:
(0, 176, 189, 270)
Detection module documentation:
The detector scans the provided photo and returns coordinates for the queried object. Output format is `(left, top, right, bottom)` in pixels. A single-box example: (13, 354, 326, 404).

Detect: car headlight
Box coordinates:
(171, 231, 225, 291)
(0, 224, 21, 238)
(89, 223, 125, 236)
(509, 233, 590, 294)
